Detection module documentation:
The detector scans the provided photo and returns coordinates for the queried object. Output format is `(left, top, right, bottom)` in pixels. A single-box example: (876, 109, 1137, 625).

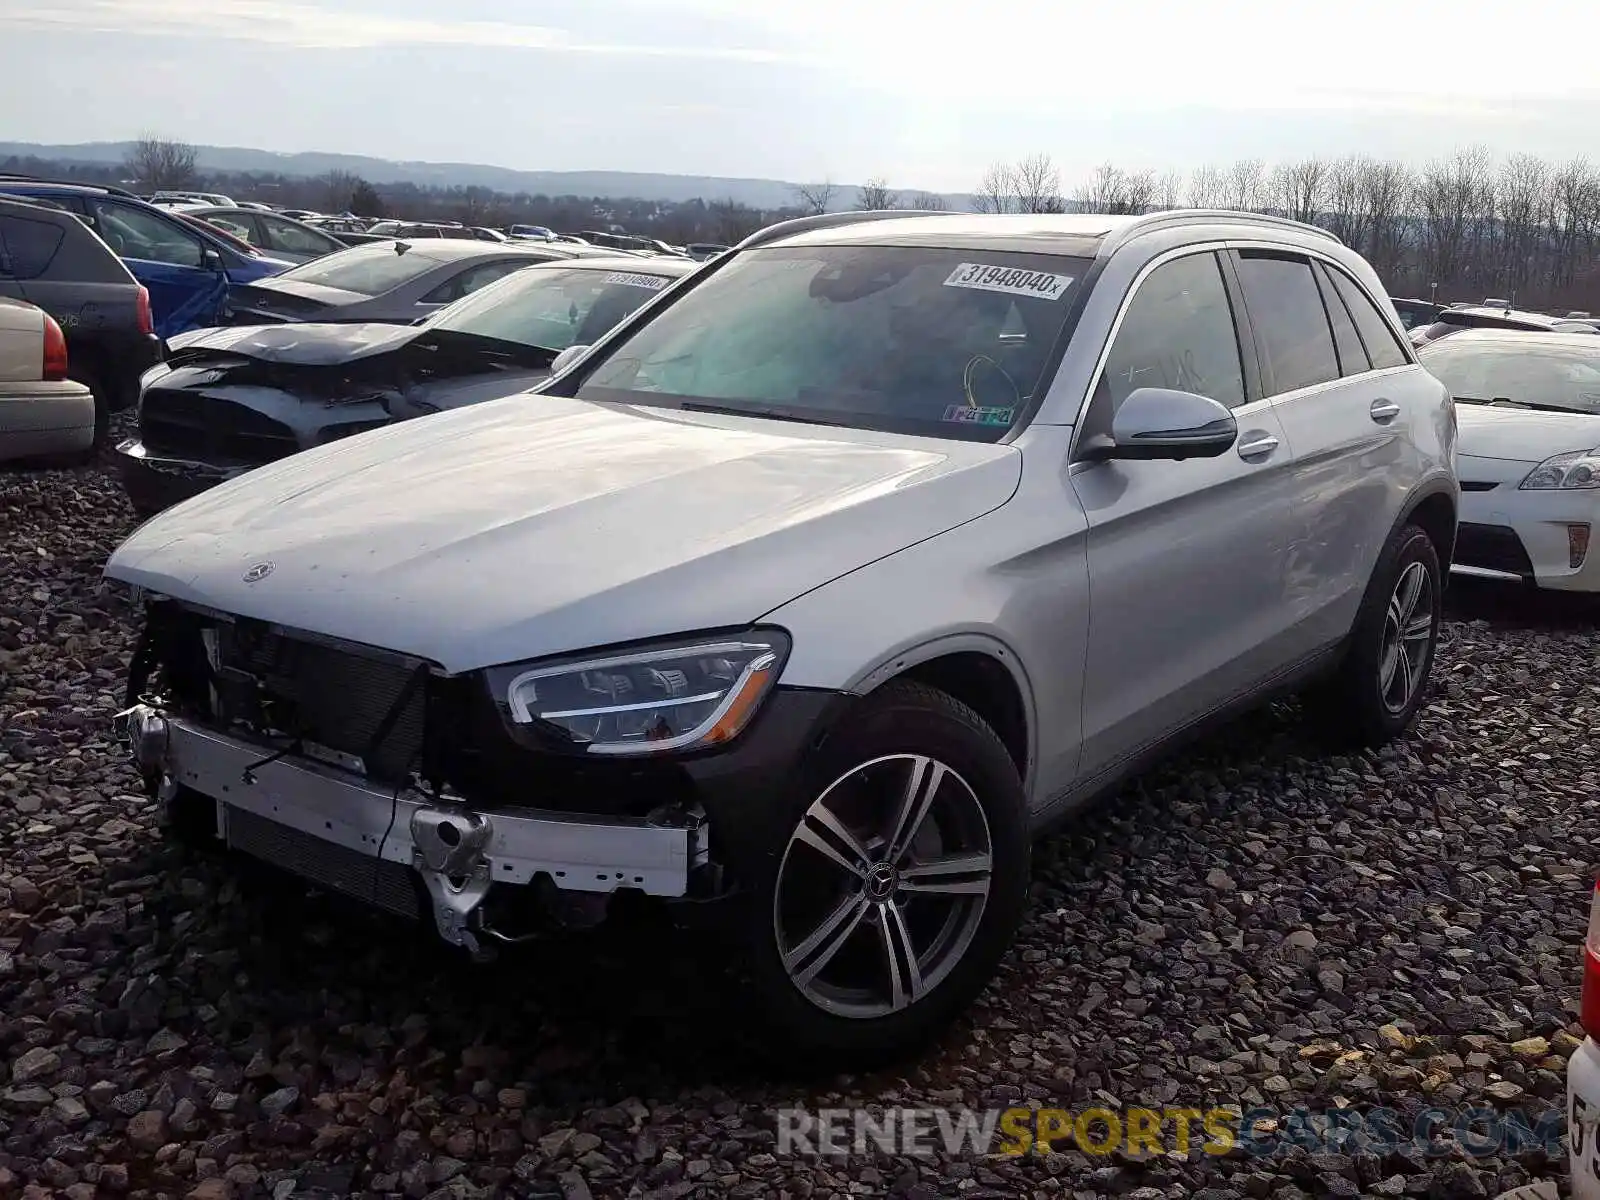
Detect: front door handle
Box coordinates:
(1237, 433, 1279, 459)
(1370, 398, 1401, 422)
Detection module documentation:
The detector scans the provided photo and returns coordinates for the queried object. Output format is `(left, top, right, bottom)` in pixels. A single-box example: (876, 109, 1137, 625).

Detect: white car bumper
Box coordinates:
(1457, 454, 1600, 591)
(0, 379, 94, 461)
(1569, 1037, 1600, 1199)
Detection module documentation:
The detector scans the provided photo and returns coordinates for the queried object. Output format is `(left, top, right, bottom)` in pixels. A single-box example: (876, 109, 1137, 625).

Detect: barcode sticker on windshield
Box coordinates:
(604, 272, 669, 290)
(943, 263, 1073, 300)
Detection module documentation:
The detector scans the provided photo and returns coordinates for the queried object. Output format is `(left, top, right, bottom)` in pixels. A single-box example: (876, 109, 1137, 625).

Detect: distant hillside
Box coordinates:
(0, 140, 971, 210)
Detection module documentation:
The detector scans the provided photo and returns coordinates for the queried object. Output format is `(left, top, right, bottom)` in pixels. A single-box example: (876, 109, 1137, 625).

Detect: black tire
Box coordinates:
(737, 680, 1030, 1070)
(1305, 522, 1442, 748)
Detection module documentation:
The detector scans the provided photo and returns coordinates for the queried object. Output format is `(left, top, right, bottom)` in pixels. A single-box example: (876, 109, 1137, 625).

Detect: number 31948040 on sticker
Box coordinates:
(943, 263, 1074, 300)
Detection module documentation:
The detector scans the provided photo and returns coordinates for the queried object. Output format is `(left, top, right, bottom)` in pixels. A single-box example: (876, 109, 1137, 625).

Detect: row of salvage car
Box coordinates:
(12, 206, 1600, 1103)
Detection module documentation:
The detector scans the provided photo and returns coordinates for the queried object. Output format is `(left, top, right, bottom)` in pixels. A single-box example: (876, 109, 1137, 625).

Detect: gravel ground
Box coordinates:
(0, 444, 1593, 1200)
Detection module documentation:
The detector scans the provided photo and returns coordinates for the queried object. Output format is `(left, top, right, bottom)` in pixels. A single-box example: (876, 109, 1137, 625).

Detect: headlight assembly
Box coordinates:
(492, 630, 789, 755)
(1521, 448, 1600, 490)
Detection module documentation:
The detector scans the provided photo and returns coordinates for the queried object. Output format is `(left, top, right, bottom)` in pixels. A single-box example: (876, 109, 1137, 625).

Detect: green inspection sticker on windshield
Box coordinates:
(944, 405, 1015, 426)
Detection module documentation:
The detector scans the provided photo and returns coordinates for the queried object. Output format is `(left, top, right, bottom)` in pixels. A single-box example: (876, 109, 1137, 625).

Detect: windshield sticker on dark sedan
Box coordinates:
(943, 263, 1074, 300)
(603, 272, 669, 290)
(943, 405, 1015, 426)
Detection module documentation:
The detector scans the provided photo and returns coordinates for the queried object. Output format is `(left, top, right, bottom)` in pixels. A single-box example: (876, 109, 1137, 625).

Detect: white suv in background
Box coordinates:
(110, 209, 1457, 1066)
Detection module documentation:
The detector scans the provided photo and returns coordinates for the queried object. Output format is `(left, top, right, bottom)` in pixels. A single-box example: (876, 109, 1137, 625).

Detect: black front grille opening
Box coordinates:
(1460, 480, 1499, 492)
(1453, 522, 1535, 578)
(146, 605, 698, 819)
(225, 805, 423, 920)
(218, 622, 428, 786)
(140, 390, 299, 464)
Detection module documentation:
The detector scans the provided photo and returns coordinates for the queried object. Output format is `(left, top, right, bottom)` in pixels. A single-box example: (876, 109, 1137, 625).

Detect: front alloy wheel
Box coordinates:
(1379, 559, 1434, 714)
(741, 681, 1029, 1069)
(774, 753, 993, 1019)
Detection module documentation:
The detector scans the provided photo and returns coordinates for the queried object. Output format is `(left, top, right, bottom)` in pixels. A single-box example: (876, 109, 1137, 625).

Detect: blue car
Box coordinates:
(0, 178, 294, 339)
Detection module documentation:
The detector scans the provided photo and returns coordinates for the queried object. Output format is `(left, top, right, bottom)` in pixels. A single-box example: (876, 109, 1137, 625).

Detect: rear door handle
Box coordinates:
(1370, 398, 1401, 422)
(1237, 433, 1279, 459)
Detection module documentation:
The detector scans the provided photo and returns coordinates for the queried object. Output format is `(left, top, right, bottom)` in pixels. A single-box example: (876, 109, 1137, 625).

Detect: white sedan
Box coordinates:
(0, 297, 96, 462)
(1418, 329, 1600, 591)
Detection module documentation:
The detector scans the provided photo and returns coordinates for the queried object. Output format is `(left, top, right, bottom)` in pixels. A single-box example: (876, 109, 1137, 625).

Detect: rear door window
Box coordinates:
(1234, 251, 1340, 395)
(1325, 267, 1411, 369)
(0, 214, 66, 279)
(1312, 261, 1370, 377)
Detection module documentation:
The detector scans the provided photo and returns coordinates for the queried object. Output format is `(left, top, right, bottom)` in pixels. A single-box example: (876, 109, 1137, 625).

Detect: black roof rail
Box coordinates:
(735, 208, 959, 252)
(1101, 208, 1343, 256)
(0, 172, 142, 202)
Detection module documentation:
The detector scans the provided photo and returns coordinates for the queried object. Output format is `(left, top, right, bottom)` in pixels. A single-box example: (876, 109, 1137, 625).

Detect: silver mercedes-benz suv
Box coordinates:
(109, 209, 1458, 1065)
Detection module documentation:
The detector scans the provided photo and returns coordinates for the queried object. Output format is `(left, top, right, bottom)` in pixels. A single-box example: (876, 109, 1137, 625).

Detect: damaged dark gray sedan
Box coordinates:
(116, 255, 696, 515)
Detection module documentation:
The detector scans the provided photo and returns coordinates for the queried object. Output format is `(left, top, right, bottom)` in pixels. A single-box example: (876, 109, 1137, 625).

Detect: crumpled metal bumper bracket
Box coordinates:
(124, 710, 701, 948)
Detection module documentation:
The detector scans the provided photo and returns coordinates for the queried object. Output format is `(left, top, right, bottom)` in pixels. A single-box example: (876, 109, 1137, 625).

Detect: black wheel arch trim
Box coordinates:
(1393, 476, 1459, 571)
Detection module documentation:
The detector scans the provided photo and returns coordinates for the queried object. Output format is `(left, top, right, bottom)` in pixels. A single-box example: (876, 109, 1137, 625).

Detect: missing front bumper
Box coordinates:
(126, 710, 704, 953)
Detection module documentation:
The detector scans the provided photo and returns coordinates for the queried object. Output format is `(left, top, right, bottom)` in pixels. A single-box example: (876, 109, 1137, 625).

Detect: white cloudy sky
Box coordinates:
(4, 0, 1600, 191)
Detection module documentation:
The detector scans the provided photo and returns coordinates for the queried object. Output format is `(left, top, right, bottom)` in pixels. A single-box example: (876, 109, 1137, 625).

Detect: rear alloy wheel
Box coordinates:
(1306, 522, 1441, 747)
(742, 682, 1028, 1068)
(1378, 559, 1434, 716)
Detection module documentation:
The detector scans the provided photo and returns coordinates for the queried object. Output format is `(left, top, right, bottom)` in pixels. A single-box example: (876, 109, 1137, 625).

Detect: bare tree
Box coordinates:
(124, 135, 198, 191)
(349, 179, 385, 219)
(709, 198, 763, 243)
(1271, 158, 1328, 224)
(856, 177, 899, 210)
(1550, 157, 1600, 291)
(1496, 153, 1551, 295)
(1227, 159, 1267, 212)
(1012, 153, 1066, 214)
(322, 170, 358, 212)
(1360, 160, 1414, 278)
(794, 181, 835, 216)
(1186, 164, 1226, 208)
(1415, 146, 1494, 291)
(973, 162, 1016, 214)
(1155, 170, 1184, 211)
(1322, 156, 1371, 249)
(1076, 164, 1158, 214)
(910, 192, 947, 211)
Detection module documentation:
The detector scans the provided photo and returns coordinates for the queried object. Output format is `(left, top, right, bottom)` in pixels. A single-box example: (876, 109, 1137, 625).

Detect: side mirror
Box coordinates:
(202, 247, 225, 271)
(1083, 387, 1238, 461)
(549, 343, 591, 376)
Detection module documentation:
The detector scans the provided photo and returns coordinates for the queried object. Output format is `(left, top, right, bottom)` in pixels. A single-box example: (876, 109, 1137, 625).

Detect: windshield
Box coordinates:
(428, 265, 676, 351)
(1422, 341, 1600, 413)
(573, 245, 1088, 441)
(275, 243, 446, 296)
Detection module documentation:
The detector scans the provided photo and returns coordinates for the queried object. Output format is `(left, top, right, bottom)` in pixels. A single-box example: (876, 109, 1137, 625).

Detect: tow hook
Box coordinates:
(411, 806, 496, 960)
(115, 702, 171, 793)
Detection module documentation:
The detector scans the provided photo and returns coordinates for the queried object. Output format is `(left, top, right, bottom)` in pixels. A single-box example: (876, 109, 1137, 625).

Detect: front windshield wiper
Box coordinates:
(678, 400, 854, 428)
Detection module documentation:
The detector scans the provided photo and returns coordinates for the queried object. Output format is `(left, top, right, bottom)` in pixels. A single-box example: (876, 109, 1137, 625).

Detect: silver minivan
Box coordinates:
(109, 209, 1458, 1066)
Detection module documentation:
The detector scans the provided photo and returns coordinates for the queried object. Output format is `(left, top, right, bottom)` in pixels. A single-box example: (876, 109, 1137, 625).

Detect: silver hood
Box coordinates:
(106, 396, 1022, 673)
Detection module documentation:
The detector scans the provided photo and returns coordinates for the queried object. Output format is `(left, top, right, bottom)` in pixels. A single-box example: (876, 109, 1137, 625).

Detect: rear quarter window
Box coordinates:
(0, 214, 66, 279)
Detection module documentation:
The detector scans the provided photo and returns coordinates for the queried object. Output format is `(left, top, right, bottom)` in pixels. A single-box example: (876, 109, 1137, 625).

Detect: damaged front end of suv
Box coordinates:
(116, 597, 804, 956)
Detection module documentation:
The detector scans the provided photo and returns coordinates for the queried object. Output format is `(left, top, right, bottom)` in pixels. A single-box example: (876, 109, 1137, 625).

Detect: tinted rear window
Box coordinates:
(276, 244, 449, 296)
(0, 213, 65, 279)
(574, 244, 1091, 441)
